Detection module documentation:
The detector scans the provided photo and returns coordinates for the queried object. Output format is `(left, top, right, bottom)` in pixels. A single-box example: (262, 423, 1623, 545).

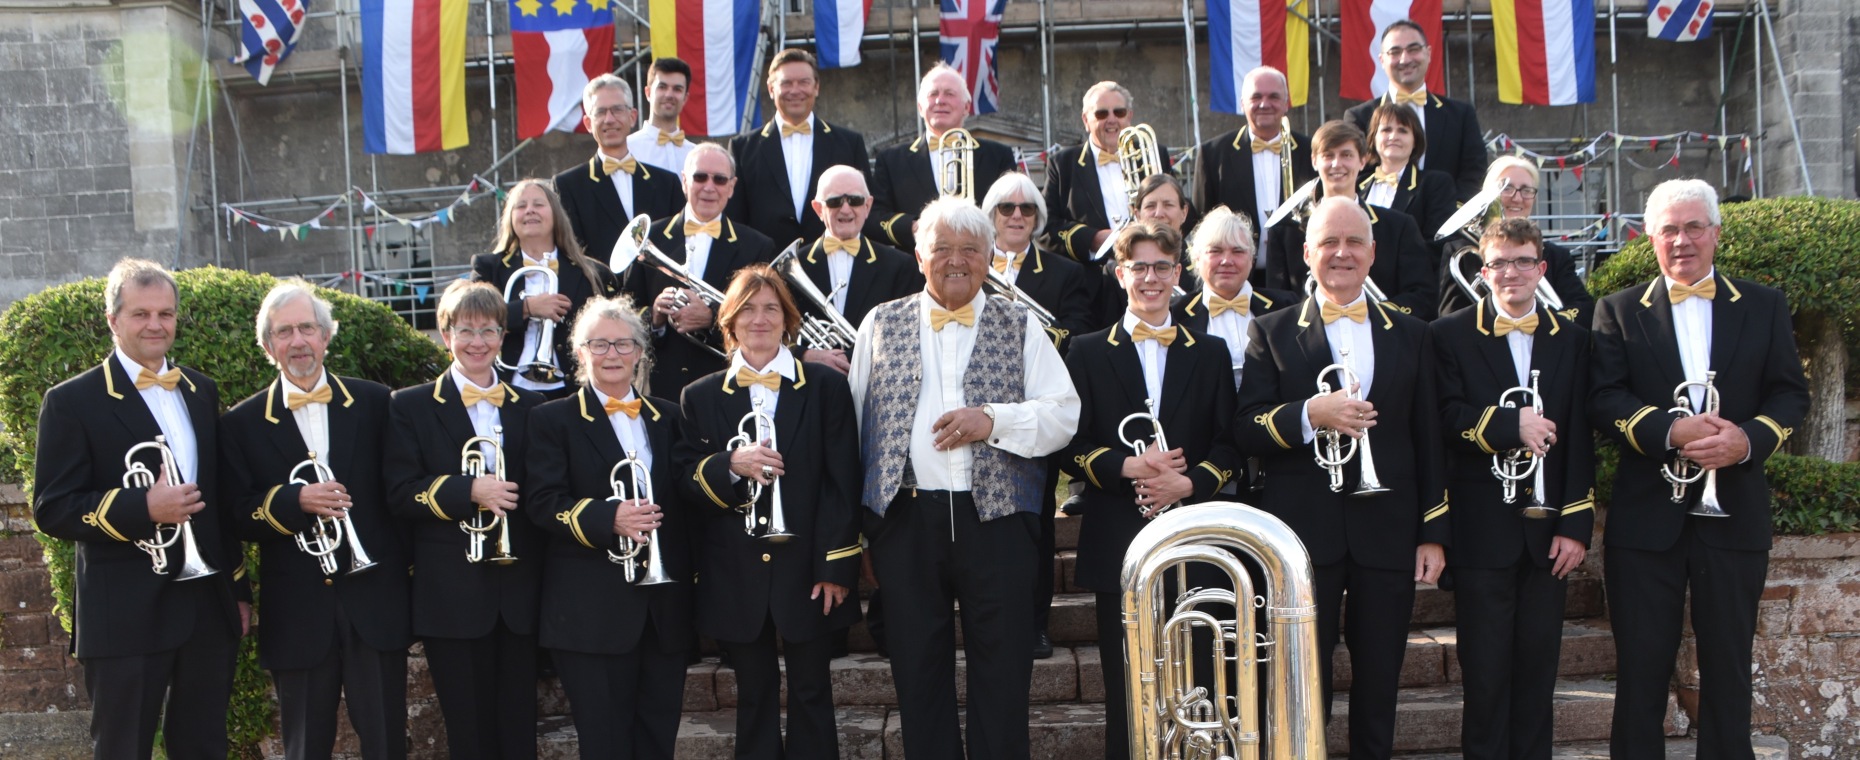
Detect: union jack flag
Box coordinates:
(939, 0, 1006, 115)
(231, 0, 310, 86)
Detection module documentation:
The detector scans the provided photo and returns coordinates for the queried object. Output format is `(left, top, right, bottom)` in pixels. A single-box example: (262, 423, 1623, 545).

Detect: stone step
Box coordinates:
(1329, 677, 1686, 753)
(1394, 734, 1790, 759)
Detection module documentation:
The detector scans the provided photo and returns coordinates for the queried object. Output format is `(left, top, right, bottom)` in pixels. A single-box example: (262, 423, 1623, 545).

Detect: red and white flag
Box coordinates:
(1340, 0, 1444, 102)
(508, 0, 615, 140)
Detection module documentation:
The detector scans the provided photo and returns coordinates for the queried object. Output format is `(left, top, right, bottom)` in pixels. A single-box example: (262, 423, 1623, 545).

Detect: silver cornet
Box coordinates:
(460, 426, 519, 564)
(288, 452, 379, 575)
(499, 265, 565, 384)
(1665, 371, 1727, 517)
(935, 128, 979, 202)
(771, 244, 858, 351)
(609, 214, 728, 360)
(606, 450, 674, 585)
(1493, 370, 1557, 519)
(1118, 399, 1179, 518)
(1310, 349, 1390, 497)
(726, 398, 794, 543)
(122, 436, 218, 580)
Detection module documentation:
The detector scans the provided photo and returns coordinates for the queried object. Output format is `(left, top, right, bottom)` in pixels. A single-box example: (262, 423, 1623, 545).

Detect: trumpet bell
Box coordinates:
(172, 524, 219, 581)
(1518, 503, 1560, 520)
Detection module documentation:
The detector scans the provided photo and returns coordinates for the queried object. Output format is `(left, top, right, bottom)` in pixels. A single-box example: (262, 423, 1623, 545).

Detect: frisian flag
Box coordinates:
(1648, 0, 1713, 41)
(939, 0, 1005, 115)
(231, 0, 310, 86)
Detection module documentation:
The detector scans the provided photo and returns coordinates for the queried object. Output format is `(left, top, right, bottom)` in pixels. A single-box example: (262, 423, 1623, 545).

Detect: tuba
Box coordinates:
(288, 452, 379, 575)
(1118, 398, 1179, 518)
(460, 426, 519, 564)
(1665, 371, 1727, 517)
(122, 436, 218, 580)
(499, 265, 566, 384)
(610, 214, 728, 360)
(606, 449, 675, 585)
(935, 128, 979, 202)
(1493, 370, 1557, 519)
(1120, 501, 1327, 760)
(1310, 348, 1390, 497)
(726, 397, 795, 543)
(771, 243, 859, 351)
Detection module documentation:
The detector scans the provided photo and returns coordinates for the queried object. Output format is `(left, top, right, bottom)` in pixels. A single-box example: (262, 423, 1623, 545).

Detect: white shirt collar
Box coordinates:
(591, 385, 640, 408)
(729, 345, 798, 381)
(522, 248, 558, 266)
(1206, 281, 1254, 303)
(449, 363, 498, 394)
(281, 370, 329, 399)
(919, 288, 990, 321)
(114, 347, 169, 380)
(682, 206, 723, 225)
(1662, 267, 1717, 293)
(1120, 311, 1174, 334)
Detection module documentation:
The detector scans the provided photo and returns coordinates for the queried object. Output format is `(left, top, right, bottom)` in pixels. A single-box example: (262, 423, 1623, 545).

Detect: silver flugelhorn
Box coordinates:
(1311, 348, 1390, 497)
(935, 128, 979, 202)
(983, 267, 1058, 329)
(499, 265, 565, 384)
(1120, 501, 1327, 760)
(726, 398, 794, 543)
(606, 450, 675, 585)
(1437, 178, 1564, 312)
(288, 452, 379, 575)
(1118, 124, 1164, 204)
(1493, 370, 1557, 519)
(1118, 398, 1179, 518)
(460, 426, 518, 564)
(122, 435, 218, 580)
(771, 243, 858, 351)
(1665, 371, 1727, 517)
(609, 214, 728, 360)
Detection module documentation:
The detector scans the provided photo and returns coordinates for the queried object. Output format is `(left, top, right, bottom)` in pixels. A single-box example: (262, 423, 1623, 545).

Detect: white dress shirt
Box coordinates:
(825, 246, 855, 315)
(778, 114, 817, 221)
(1364, 176, 1398, 209)
(117, 348, 198, 485)
(1493, 299, 1536, 388)
(282, 371, 331, 466)
(1202, 283, 1256, 387)
(1299, 291, 1377, 443)
(726, 347, 796, 483)
(450, 364, 504, 469)
(1667, 269, 1715, 415)
(847, 291, 1082, 492)
(1250, 143, 1283, 255)
(512, 249, 565, 392)
(592, 386, 652, 470)
(1396, 91, 1430, 169)
(1091, 145, 1130, 230)
(597, 149, 638, 217)
(992, 247, 1028, 287)
(1119, 312, 1171, 414)
(682, 208, 718, 279)
(627, 124, 694, 180)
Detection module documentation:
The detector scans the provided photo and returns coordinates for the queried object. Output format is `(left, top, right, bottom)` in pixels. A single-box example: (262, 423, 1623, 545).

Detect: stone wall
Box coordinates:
(0, 486, 89, 759)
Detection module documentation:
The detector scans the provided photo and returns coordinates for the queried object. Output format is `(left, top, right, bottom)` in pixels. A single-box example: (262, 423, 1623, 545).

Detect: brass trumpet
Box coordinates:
(726, 398, 794, 543)
(771, 244, 858, 351)
(609, 214, 728, 360)
(288, 452, 379, 575)
(122, 436, 218, 580)
(935, 128, 979, 202)
(1311, 349, 1390, 497)
(1118, 124, 1164, 205)
(460, 426, 519, 564)
(499, 265, 565, 384)
(1118, 398, 1179, 518)
(1493, 370, 1557, 519)
(606, 449, 675, 585)
(1665, 372, 1727, 517)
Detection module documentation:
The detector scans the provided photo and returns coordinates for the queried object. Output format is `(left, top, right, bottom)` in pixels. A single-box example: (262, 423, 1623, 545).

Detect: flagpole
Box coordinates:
(340, 3, 360, 296)
(1608, 0, 1622, 246)
(485, 0, 501, 188)
(910, 0, 923, 136)
(1755, 0, 1811, 195)
(1038, 0, 1053, 152)
(1179, 0, 1200, 153)
(1750, 2, 1763, 196)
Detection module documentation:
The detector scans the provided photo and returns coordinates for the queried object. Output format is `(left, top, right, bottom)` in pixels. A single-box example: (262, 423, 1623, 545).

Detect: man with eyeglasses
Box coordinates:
(793, 165, 924, 375)
(1191, 66, 1317, 260)
(626, 142, 776, 398)
(555, 74, 687, 263)
(1438, 156, 1595, 325)
(1591, 178, 1807, 760)
(1042, 81, 1176, 263)
(628, 57, 696, 181)
(222, 279, 412, 760)
(1429, 218, 1593, 760)
(728, 48, 871, 246)
(867, 63, 1017, 252)
(1344, 20, 1488, 202)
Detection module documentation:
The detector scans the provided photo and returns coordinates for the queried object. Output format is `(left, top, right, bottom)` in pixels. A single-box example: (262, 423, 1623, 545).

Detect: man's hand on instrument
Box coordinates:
(145, 469, 204, 525)
(672, 290, 714, 333)
(1414, 542, 1446, 585)
(1548, 535, 1586, 579)
(1134, 470, 1192, 515)
(1669, 412, 1730, 448)
(802, 348, 851, 373)
(470, 476, 520, 517)
(1146, 446, 1189, 475)
(298, 480, 352, 518)
(729, 442, 784, 484)
(811, 582, 849, 615)
(1310, 390, 1376, 438)
(1679, 420, 1749, 469)
(1518, 407, 1558, 455)
(650, 287, 682, 327)
(613, 498, 662, 543)
(930, 406, 995, 451)
(525, 293, 571, 322)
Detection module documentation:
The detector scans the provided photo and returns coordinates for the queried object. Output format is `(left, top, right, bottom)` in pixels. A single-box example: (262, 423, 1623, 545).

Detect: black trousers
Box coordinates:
(1453, 557, 1568, 760)
(424, 619, 539, 760)
(80, 587, 236, 760)
(551, 625, 687, 760)
(1314, 557, 1415, 760)
(717, 616, 839, 760)
(868, 491, 1038, 760)
(272, 606, 409, 760)
(1034, 460, 1061, 634)
(1607, 520, 1768, 760)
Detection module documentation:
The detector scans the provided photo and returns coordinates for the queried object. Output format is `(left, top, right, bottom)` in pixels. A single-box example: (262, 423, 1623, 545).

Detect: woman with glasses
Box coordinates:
(1361, 104, 1457, 260)
(472, 178, 620, 400)
(1437, 156, 1595, 325)
(385, 280, 543, 759)
(527, 295, 693, 760)
(672, 265, 862, 760)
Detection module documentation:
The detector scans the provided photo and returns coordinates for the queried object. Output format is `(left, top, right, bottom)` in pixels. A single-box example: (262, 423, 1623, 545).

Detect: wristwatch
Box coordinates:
(979, 404, 997, 421)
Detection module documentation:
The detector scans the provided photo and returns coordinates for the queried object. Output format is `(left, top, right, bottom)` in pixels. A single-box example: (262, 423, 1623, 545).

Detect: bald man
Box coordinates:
(1191, 66, 1316, 268)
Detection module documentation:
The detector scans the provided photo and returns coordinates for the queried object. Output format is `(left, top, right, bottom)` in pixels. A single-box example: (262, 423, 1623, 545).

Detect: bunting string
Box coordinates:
(221, 174, 507, 240)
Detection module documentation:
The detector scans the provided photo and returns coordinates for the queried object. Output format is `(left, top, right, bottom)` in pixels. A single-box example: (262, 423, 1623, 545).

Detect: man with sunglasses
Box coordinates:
(867, 63, 1017, 252)
(728, 48, 871, 246)
(1042, 81, 1175, 264)
(555, 74, 687, 261)
(794, 165, 925, 374)
(1344, 20, 1488, 202)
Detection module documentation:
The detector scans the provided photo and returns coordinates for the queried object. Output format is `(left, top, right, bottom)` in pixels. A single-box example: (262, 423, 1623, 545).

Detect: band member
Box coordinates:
(1062, 222, 1241, 760)
(1098, 174, 1200, 324)
(792, 165, 926, 373)
(33, 258, 248, 759)
(1431, 220, 1594, 760)
(1591, 179, 1807, 759)
(1236, 197, 1448, 760)
(628, 58, 696, 181)
(848, 197, 1081, 760)
(1345, 20, 1489, 201)
(1042, 81, 1175, 261)
(384, 280, 542, 760)
(528, 295, 694, 760)
(867, 63, 1016, 251)
(727, 48, 871, 245)
(555, 74, 687, 258)
(1361, 103, 1456, 258)
(1172, 206, 1298, 391)
(471, 178, 620, 398)
(1263, 120, 1437, 319)
(625, 143, 777, 397)
(674, 266, 863, 760)
(221, 280, 411, 760)
(1191, 66, 1316, 258)
(1438, 156, 1595, 326)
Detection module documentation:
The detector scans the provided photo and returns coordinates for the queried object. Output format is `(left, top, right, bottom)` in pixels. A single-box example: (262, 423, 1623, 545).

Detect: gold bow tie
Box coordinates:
(1207, 293, 1250, 318)
(1131, 323, 1177, 346)
(821, 236, 858, 256)
(1668, 277, 1717, 304)
(992, 251, 1027, 274)
(1371, 167, 1402, 186)
(285, 384, 334, 411)
(657, 130, 686, 146)
(1096, 149, 1120, 166)
(1392, 89, 1428, 107)
(1493, 312, 1539, 337)
(524, 256, 558, 272)
(684, 218, 723, 238)
(1321, 300, 1369, 324)
(601, 154, 638, 177)
(604, 396, 642, 419)
(1250, 136, 1282, 154)
(135, 367, 182, 391)
(929, 304, 976, 331)
(780, 120, 811, 137)
(459, 384, 505, 408)
(735, 367, 782, 391)
(930, 133, 962, 150)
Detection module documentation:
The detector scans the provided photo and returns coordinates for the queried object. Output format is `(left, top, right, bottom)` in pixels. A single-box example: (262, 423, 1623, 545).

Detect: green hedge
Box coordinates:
(0, 267, 448, 757)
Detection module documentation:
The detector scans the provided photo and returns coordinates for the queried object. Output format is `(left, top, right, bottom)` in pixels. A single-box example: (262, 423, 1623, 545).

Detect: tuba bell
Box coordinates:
(771, 243, 859, 351)
(1665, 371, 1727, 517)
(1118, 398, 1179, 518)
(123, 436, 218, 580)
(288, 452, 379, 575)
(1493, 370, 1557, 519)
(460, 426, 519, 564)
(935, 128, 979, 202)
(726, 398, 795, 544)
(606, 449, 675, 585)
(499, 265, 566, 384)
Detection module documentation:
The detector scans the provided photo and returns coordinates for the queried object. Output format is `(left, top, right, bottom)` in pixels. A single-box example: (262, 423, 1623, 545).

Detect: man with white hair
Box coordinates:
(555, 73, 687, 261)
(848, 197, 1080, 760)
(1042, 81, 1176, 262)
(1191, 67, 1316, 259)
(867, 63, 1017, 252)
(793, 164, 924, 374)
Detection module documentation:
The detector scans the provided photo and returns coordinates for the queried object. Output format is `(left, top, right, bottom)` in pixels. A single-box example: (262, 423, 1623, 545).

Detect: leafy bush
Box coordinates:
(0, 267, 447, 756)
(1593, 441, 1860, 536)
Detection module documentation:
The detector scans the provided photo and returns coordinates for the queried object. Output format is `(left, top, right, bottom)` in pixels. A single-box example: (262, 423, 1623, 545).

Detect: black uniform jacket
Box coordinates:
(1169, 286, 1298, 336)
(1359, 163, 1458, 256)
(1190, 125, 1316, 245)
(1432, 301, 1595, 570)
(222, 376, 412, 670)
(1263, 198, 1438, 320)
(470, 250, 621, 386)
(553, 155, 687, 263)
(673, 361, 863, 643)
(794, 235, 925, 332)
(866, 134, 1016, 251)
(1234, 297, 1451, 569)
(624, 212, 777, 397)
(1040, 143, 1176, 261)
(33, 360, 244, 658)
(727, 116, 871, 245)
(1346, 93, 1490, 201)
(1438, 239, 1595, 328)
(527, 388, 694, 654)
(384, 374, 542, 638)
(1060, 323, 1242, 593)
(1589, 276, 1809, 553)
(1000, 247, 1096, 353)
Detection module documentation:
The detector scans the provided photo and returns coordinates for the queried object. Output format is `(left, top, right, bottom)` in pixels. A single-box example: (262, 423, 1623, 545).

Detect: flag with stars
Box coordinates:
(509, 0, 617, 139)
(938, 0, 1006, 115)
(231, 0, 310, 85)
